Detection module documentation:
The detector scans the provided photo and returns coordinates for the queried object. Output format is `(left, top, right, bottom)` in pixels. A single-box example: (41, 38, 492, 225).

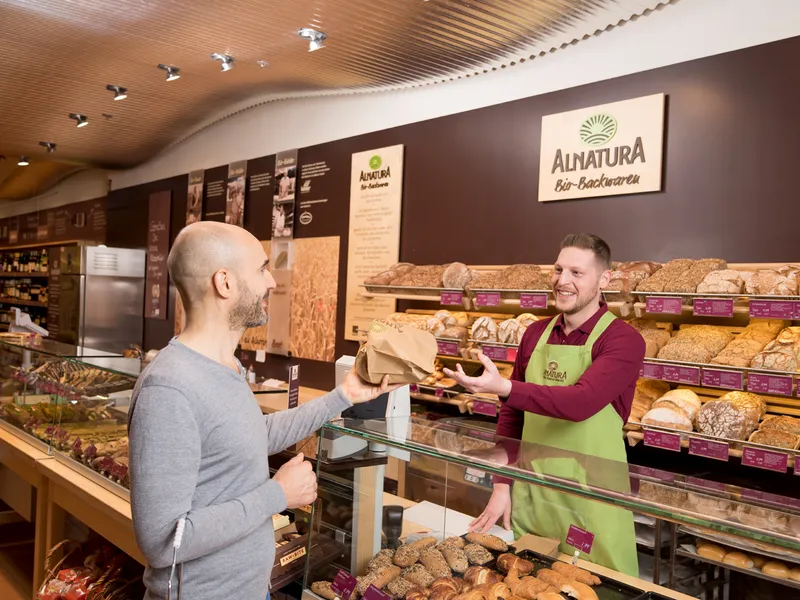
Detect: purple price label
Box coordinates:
(643, 429, 682, 452)
(646, 296, 683, 314)
(475, 292, 501, 307)
(662, 365, 701, 385)
(686, 476, 726, 492)
(482, 345, 510, 361)
(693, 298, 734, 317)
(440, 291, 464, 306)
(409, 384, 419, 394)
(796, 455, 800, 476)
(760, 491, 800, 509)
(642, 363, 664, 380)
(473, 400, 497, 417)
(362, 585, 391, 600)
(331, 569, 357, 600)
(702, 368, 744, 391)
(520, 293, 548, 309)
(747, 373, 793, 397)
(749, 300, 798, 319)
(742, 447, 788, 473)
(435, 388, 444, 398)
(689, 438, 729, 461)
(566, 524, 595, 554)
(630, 465, 676, 482)
(437, 341, 460, 356)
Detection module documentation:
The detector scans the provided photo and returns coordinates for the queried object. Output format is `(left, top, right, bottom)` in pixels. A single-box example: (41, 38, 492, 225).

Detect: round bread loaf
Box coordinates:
(471, 317, 498, 342)
(443, 263, 473, 289)
(498, 319, 522, 344)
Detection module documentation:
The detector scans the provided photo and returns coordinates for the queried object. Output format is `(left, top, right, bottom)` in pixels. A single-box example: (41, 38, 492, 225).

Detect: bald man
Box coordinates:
(128, 222, 395, 600)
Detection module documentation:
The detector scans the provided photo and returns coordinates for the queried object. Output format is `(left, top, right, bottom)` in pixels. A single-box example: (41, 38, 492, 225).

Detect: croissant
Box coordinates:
(552, 562, 601, 586)
(453, 590, 487, 600)
(535, 593, 564, 600)
(406, 591, 431, 600)
(496, 555, 534, 576)
(477, 583, 512, 600)
(464, 567, 502, 587)
(506, 578, 549, 600)
(560, 581, 599, 600)
(430, 577, 467, 600)
(534, 570, 568, 589)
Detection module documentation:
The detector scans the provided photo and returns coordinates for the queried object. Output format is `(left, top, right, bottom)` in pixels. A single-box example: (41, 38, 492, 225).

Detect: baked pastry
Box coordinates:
(476, 582, 512, 600)
(403, 565, 435, 588)
(394, 545, 422, 568)
(654, 389, 701, 422)
(687, 493, 732, 520)
(393, 266, 447, 288)
(406, 590, 431, 600)
(560, 581, 599, 600)
(696, 400, 756, 441)
(369, 549, 396, 572)
(453, 591, 486, 600)
(386, 577, 419, 600)
(464, 567, 502, 586)
(696, 543, 725, 561)
(751, 326, 800, 372)
(312, 582, 339, 600)
(365, 263, 416, 286)
(420, 548, 451, 578)
(760, 415, 800, 435)
(498, 319, 522, 344)
(748, 429, 800, 450)
(761, 561, 789, 579)
(635, 379, 671, 402)
(534, 569, 568, 588)
(438, 537, 467, 550)
(641, 406, 693, 431)
(496, 554, 534, 576)
(635, 259, 695, 293)
(551, 562, 601, 586)
(472, 317, 498, 342)
(358, 566, 402, 595)
(443, 263, 475, 289)
(440, 546, 469, 574)
(536, 594, 566, 600)
(722, 551, 754, 569)
(516, 314, 538, 328)
(465, 532, 508, 552)
(505, 572, 550, 600)
(463, 543, 494, 566)
(427, 318, 447, 338)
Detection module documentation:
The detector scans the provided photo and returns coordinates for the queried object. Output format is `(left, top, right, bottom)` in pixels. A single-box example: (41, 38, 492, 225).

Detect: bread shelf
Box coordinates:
(0, 297, 47, 308)
(0, 272, 49, 278)
(681, 526, 800, 568)
(675, 546, 800, 590)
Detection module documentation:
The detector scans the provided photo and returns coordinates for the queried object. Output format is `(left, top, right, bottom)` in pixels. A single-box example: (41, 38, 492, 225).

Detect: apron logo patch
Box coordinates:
(543, 360, 568, 382)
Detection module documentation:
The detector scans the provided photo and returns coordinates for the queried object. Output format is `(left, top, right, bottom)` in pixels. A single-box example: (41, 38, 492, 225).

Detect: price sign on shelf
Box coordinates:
(643, 430, 681, 452)
(747, 373, 793, 397)
(436, 340, 460, 357)
(475, 292, 501, 307)
(566, 525, 594, 554)
(645, 296, 683, 315)
(741, 447, 788, 473)
(749, 300, 799, 319)
(701, 368, 744, 391)
(482, 345, 511, 361)
(473, 399, 498, 417)
(641, 362, 664, 380)
(520, 293, 548, 309)
(689, 438, 729, 461)
(440, 291, 464, 306)
(363, 585, 391, 600)
(693, 298, 734, 317)
(662, 365, 701, 385)
(331, 569, 358, 600)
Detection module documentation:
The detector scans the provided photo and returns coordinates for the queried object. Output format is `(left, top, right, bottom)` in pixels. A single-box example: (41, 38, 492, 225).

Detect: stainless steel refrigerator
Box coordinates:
(57, 246, 146, 353)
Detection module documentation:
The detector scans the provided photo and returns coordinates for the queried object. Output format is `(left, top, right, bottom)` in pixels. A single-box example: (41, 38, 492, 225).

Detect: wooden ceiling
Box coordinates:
(0, 0, 671, 200)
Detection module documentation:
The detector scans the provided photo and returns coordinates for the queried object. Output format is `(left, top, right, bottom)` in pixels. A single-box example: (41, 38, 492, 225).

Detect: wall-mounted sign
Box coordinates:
(145, 191, 172, 319)
(187, 170, 204, 225)
(273, 149, 298, 240)
(226, 161, 247, 227)
(538, 93, 665, 202)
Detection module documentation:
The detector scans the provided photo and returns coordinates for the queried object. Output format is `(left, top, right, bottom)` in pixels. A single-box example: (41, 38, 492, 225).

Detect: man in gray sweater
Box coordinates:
(129, 222, 395, 600)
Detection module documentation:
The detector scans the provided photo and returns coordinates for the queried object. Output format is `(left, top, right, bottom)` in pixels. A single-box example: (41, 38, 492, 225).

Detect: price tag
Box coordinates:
(566, 525, 594, 554)
(646, 297, 683, 314)
(749, 300, 798, 319)
(701, 368, 744, 391)
(643, 430, 682, 452)
(641, 363, 664, 380)
(409, 384, 419, 394)
(747, 373, 793, 397)
(507, 347, 518, 362)
(473, 400, 497, 417)
(689, 438, 729, 461)
(437, 340, 460, 356)
(693, 298, 734, 317)
(630, 465, 676, 483)
(662, 365, 701, 385)
(440, 291, 464, 306)
(686, 476, 726, 492)
(742, 447, 788, 473)
(331, 569, 358, 600)
(435, 388, 444, 398)
(482, 345, 510, 361)
(363, 585, 391, 600)
(475, 292, 501, 307)
(520, 293, 548, 309)
(796, 455, 800, 477)
(288, 365, 300, 409)
(464, 467, 493, 488)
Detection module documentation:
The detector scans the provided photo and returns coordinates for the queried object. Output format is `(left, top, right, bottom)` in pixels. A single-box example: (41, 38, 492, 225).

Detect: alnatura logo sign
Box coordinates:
(360, 154, 391, 190)
(369, 155, 383, 170)
(538, 94, 665, 202)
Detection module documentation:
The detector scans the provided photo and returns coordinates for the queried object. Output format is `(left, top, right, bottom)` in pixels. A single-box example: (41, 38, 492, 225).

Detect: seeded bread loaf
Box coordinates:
(759, 415, 800, 436)
(697, 399, 755, 441)
(748, 429, 800, 450)
(750, 326, 800, 372)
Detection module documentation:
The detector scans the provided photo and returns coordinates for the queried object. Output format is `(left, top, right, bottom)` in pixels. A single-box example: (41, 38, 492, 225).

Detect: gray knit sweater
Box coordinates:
(128, 339, 351, 600)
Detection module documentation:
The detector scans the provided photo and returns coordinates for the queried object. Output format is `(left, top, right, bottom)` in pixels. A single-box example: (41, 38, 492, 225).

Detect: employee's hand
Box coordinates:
(274, 453, 318, 509)
(463, 444, 510, 467)
(443, 353, 512, 397)
(469, 483, 512, 533)
(341, 366, 402, 404)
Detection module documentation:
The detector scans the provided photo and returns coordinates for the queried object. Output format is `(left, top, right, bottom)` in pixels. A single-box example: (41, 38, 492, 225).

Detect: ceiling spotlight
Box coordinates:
(69, 113, 89, 128)
(297, 27, 327, 52)
(18, 156, 29, 166)
(157, 64, 181, 81)
(256, 60, 269, 68)
(211, 53, 235, 72)
(39, 142, 57, 153)
(106, 84, 128, 100)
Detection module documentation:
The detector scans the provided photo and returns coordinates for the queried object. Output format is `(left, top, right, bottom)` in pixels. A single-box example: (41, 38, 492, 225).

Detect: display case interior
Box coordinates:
(301, 417, 800, 600)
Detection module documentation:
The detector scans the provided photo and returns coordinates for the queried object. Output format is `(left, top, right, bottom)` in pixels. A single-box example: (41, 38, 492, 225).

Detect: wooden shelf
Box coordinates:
(0, 272, 48, 278)
(0, 298, 46, 308)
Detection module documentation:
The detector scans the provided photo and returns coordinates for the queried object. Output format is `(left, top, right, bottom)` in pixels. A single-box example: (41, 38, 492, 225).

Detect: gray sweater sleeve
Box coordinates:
(129, 385, 287, 569)
(264, 387, 352, 455)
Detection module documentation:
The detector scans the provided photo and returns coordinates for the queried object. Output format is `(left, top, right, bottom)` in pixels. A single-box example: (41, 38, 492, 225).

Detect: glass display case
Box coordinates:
(301, 416, 800, 600)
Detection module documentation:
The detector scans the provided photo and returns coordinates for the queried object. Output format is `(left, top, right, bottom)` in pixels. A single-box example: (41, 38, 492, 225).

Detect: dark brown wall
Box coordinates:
(107, 35, 800, 388)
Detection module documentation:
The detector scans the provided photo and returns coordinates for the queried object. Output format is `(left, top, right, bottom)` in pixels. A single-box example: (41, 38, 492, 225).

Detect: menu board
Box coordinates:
(0, 198, 107, 248)
(145, 191, 172, 319)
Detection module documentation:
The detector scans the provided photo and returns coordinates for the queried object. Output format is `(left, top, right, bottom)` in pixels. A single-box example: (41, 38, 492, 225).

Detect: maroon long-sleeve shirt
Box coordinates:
(496, 302, 645, 439)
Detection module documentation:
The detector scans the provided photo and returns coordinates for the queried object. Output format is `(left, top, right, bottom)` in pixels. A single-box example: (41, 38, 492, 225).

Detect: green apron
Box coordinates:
(510, 311, 638, 576)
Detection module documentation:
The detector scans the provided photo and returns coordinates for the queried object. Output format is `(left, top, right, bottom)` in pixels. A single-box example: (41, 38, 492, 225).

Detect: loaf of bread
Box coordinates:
(657, 325, 733, 364)
(495, 554, 534, 576)
(750, 326, 800, 372)
(734, 504, 789, 532)
(426, 318, 447, 337)
(369, 549, 396, 572)
(761, 561, 789, 579)
(463, 544, 494, 566)
(697, 269, 745, 294)
(393, 266, 447, 288)
(394, 545, 421, 567)
(790, 567, 800, 582)
(498, 319, 522, 344)
(551, 562, 601, 586)
(419, 548, 451, 578)
(748, 429, 800, 450)
(639, 328, 671, 358)
(465, 532, 508, 552)
(402, 565, 435, 588)
(440, 547, 468, 574)
(438, 537, 466, 550)
(440, 326, 469, 343)
(434, 311, 470, 328)
(697, 399, 754, 441)
(470, 265, 551, 291)
(635, 259, 695, 293)
(745, 269, 799, 296)
(696, 543, 725, 562)
(365, 263, 416, 285)
(606, 262, 661, 300)
(641, 406, 693, 431)
(311, 581, 339, 600)
(472, 317, 498, 342)
(386, 577, 418, 600)
(759, 415, 800, 436)
(668, 259, 728, 294)
(710, 321, 783, 368)
(722, 551, 754, 569)
(516, 313, 538, 328)
(654, 389, 701, 422)
(443, 263, 476, 289)
(636, 379, 671, 402)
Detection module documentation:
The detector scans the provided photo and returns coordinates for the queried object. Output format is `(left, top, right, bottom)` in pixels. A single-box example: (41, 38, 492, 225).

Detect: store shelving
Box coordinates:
(0, 272, 48, 278)
(0, 297, 47, 308)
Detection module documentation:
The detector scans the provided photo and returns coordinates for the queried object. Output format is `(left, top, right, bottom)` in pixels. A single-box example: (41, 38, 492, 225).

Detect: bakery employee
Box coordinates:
(444, 233, 644, 577)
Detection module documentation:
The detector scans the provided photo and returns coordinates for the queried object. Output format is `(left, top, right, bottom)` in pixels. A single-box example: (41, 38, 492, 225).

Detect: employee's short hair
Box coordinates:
(560, 233, 612, 271)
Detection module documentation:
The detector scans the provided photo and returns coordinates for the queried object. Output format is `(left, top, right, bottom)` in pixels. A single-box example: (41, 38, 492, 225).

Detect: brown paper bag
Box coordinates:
(355, 323, 437, 384)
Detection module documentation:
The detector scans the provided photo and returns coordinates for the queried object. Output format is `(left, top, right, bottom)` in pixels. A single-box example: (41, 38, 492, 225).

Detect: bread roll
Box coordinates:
(759, 415, 800, 436)
(496, 554, 534, 576)
(402, 565, 435, 588)
(369, 549, 396, 572)
(420, 548, 451, 578)
(641, 406, 693, 431)
(311, 582, 339, 600)
(441, 326, 469, 342)
(443, 263, 474, 289)
(408, 537, 438, 551)
(463, 543, 494, 566)
(750, 555, 766, 569)
(722, 551, 754, 569)
(386, 577, 418, 600)
(761, 561, 789, 578)
(440, 546, 468, 574)
(465, 532, 508, 552)
(789, 567, 800, 582)
(559, 581, 599, 600)
(394, 545, 421, 567)
(696, 543, 725, 562)
(358, 566, 403, 595)
(463, 567, 501, 587)
(427, 318, 447, 337)
(438, 537, 466, 550)
(635, 379, 671, 402)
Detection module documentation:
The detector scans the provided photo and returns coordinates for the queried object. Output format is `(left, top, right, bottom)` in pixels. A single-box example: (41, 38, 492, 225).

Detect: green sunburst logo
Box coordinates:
(369, 155, 382, 170)
(579, 114, 618, 146)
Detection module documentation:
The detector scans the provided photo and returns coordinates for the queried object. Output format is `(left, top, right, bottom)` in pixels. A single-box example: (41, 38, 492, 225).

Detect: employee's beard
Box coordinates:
(563, 287, 600, 316)
(228, 279, 268, 330)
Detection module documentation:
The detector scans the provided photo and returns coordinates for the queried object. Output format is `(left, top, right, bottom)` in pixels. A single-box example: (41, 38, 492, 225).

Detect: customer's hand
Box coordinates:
(341, 366, 402, 404)
(274, 453, 317, 509)
(468, 483, 511, 532)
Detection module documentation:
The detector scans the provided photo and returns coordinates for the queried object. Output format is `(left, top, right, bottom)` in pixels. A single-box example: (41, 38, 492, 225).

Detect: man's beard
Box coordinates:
(562, 287, 599, 315)
(228, 279, 268, 330)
